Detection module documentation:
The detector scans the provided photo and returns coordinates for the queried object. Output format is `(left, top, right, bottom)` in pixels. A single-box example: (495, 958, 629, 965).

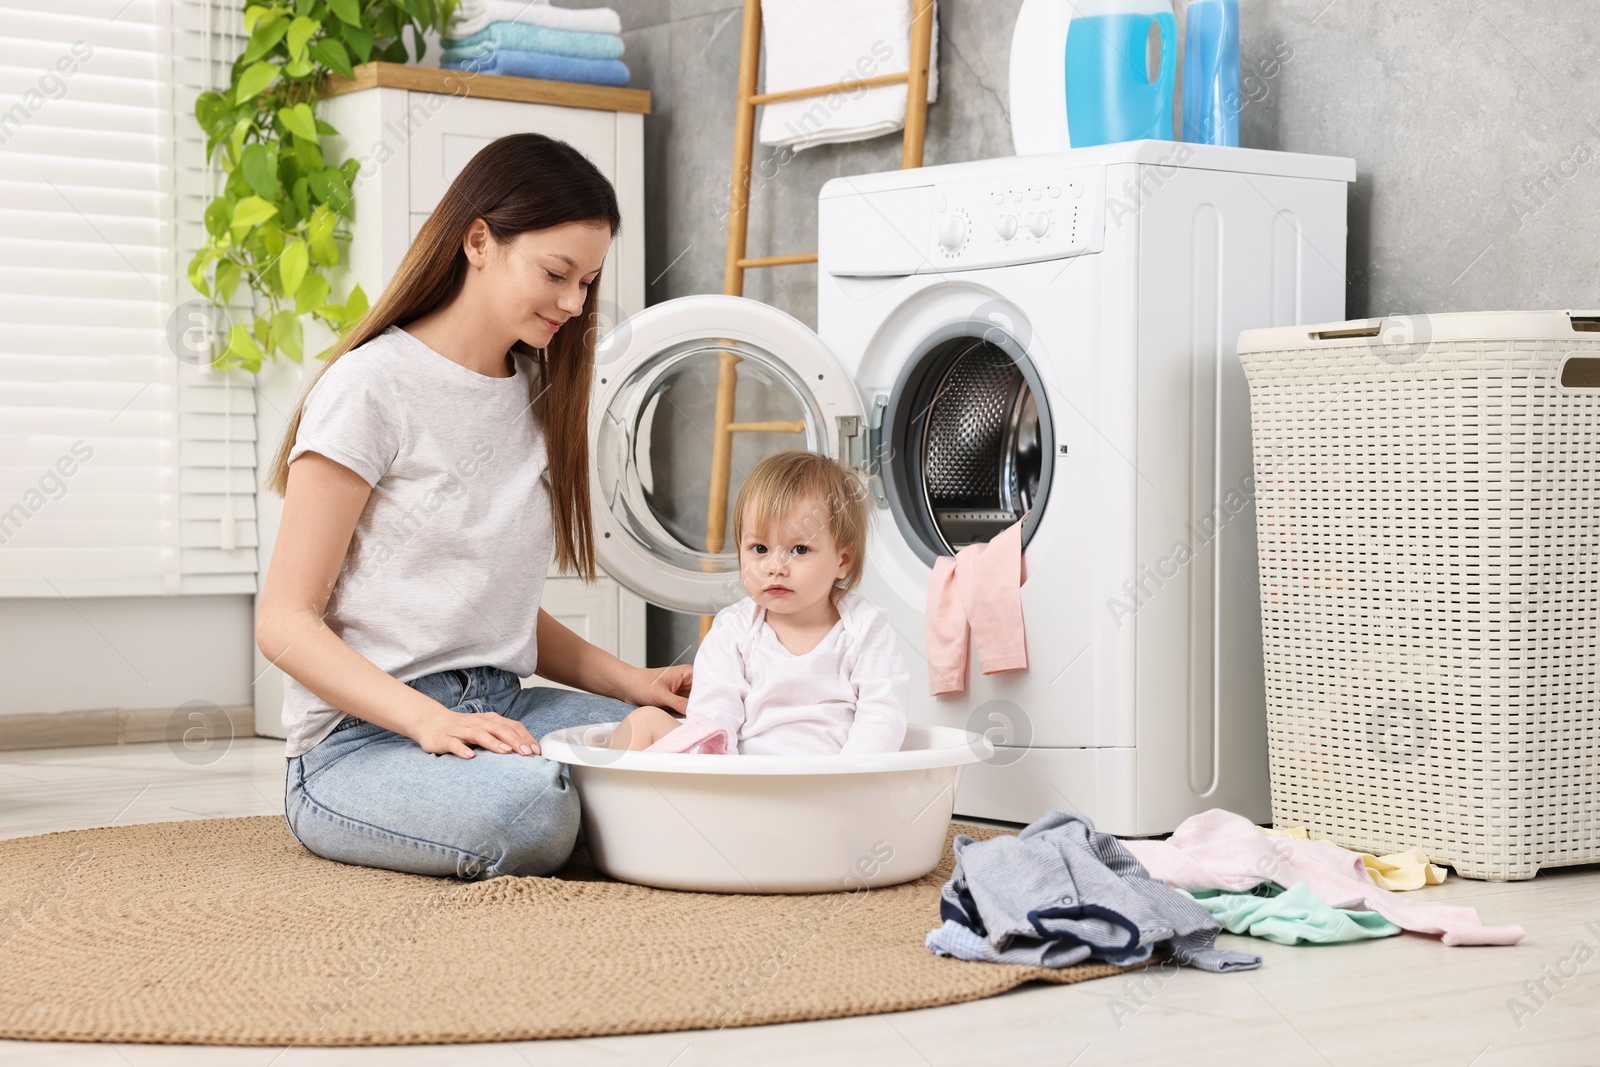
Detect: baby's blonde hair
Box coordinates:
(733, 450, 870, 596)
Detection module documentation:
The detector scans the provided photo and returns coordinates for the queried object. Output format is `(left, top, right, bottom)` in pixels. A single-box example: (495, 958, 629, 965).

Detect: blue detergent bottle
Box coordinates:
(1064, 0, 1177, 147)
(1182, 0, 1241, 145)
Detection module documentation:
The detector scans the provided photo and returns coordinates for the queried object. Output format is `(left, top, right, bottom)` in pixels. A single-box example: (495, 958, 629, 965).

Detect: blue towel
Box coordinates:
(443, 21, 625, 61)
(442, 50, 630, 88)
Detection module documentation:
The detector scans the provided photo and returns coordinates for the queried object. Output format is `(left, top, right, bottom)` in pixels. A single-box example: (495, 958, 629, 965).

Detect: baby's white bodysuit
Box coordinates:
(686, 592, 910, 755)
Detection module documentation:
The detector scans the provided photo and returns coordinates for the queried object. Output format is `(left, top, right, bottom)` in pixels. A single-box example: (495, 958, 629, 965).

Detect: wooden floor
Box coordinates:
(1, 738, 1595, 1066)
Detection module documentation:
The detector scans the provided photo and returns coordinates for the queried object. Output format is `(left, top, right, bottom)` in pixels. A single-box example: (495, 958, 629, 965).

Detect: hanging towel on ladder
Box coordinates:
(756, 0, 939, 152)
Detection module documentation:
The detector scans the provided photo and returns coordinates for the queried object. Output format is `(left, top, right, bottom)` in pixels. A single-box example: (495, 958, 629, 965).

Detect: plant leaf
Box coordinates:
(195, 90, 227, 131)
(225, 323, 264, 373)
(328, 0, 361, 26)
(186, 246, 216, 297)
(241, 16, 290, 64)
(278, 238, 309, 297)
(239, 143, 277, 199)
(292, 135, 324, 172)
(310, 165, 354, 217)
(234, 61, 279, 104)
(243, 5, 270, 32)
(341, 22, 374, 62)
(203, 197, 231, 239)
(342, 283, 369, 325)
(309, 36, 354, 80)
(278, 102, 319, 143)
(231, 195, 279, 230)
(286, 16, 318, 62)
(294, 271, 331, 314)
(215, 259, 242, 304)
(272, 308, 305, 363)
(291, 176, 312, 221)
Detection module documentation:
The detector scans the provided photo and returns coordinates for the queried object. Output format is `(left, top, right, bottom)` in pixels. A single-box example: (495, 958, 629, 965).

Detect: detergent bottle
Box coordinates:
(1182, 0, 1241, 145)
(1009, 0, 1178, 153)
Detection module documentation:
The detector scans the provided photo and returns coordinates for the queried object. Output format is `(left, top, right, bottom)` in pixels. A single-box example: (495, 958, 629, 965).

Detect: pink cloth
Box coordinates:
(1122, 809, 1524, 947)
(925, 520, 1028, 695)
(643, 716, 732, 755)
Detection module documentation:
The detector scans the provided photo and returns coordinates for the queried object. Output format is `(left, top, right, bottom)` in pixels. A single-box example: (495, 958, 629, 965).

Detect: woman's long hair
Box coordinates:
(265, 133, 620, 581)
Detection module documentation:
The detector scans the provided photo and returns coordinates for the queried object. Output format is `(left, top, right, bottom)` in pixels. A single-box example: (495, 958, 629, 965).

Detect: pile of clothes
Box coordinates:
(442, 1, 629, 88)
(928, 808, 1524, 974)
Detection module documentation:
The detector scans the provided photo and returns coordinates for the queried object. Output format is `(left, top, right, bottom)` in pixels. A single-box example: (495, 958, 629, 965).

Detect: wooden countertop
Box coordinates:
(322, 62, 651, 114)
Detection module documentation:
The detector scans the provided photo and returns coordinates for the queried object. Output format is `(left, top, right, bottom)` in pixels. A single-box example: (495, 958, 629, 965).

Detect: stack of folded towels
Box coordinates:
(442, 1, 629, 88)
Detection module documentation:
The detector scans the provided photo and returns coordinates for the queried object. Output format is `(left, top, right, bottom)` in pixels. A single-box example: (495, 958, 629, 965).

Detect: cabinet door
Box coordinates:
(524, 577, 620, 690)
(408, 93, 617, 214)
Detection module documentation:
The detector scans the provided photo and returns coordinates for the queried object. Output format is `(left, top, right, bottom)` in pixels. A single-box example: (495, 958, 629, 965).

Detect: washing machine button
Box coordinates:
(1009, 189, 1023, 203)
(1030, 188, 1042, 200)
(990, 191, 1005, 205)
(1048, 185, 1062, 198)
(936, 196, 948, 213)
(1028, 213, 1050, 238)
(995, 214, 1018, 240)
(937, 212, 968, 251)
(1070, 182, 1083, 199)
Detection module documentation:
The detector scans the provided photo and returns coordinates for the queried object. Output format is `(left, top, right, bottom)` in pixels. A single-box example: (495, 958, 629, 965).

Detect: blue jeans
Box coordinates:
(284, 666, 631, 880)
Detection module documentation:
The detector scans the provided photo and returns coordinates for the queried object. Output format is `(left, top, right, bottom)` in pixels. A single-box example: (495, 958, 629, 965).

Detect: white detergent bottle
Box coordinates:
(1010, 0, 1178, 153)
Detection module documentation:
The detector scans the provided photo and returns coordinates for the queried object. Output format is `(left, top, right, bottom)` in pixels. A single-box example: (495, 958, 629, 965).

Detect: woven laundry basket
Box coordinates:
(1237, 311, 1600, 881)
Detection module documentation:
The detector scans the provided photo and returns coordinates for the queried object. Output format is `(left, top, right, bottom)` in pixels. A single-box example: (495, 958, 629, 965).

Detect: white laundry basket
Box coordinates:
(1238, 311, 1600, 881)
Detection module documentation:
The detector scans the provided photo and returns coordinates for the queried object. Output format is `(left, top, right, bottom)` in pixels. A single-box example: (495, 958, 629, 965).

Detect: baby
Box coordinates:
(609, 450, 909, 755)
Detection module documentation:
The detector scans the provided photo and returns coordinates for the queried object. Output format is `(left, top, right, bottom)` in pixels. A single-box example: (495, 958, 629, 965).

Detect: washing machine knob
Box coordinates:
(1027, 212, 1050, 238)
(995, 214, 1018, 240)
(937, 212, 967, 251)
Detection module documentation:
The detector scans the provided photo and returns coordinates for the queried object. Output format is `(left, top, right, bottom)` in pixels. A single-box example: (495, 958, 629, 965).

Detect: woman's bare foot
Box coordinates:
(606, 706, 683, 751)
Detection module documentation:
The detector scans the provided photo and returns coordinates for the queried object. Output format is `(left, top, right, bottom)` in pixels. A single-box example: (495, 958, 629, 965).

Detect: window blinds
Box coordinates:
(0, 0, 258, 597)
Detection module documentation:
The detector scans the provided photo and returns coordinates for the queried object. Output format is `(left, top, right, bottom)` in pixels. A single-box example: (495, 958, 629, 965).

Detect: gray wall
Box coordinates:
(605, 0, 1600, 662)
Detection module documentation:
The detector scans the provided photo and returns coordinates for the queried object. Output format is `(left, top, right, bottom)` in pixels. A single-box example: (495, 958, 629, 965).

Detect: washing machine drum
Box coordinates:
(882, 335, 1052, 562)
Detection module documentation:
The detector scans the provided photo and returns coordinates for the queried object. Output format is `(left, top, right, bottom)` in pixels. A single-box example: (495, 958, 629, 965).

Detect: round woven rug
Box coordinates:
(0, 817, 1132, 1046)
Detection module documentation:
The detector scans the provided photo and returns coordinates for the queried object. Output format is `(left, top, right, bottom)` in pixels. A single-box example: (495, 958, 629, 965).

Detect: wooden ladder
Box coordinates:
(701, 0, 937, 636)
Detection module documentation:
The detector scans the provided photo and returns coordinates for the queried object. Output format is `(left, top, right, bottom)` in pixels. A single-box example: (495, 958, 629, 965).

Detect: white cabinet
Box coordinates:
(252, 67, 650, 736)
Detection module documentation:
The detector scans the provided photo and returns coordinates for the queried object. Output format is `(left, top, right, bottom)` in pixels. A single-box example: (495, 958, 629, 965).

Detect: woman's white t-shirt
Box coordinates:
(280, 326, 553, 757)
(687, 593, 910, 755)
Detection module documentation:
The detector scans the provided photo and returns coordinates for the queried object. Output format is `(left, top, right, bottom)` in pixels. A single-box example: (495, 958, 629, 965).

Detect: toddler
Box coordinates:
(609, 450, 909, 755)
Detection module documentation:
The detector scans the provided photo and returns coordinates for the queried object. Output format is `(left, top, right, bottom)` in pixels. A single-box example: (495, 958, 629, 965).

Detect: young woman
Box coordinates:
(257, 134, 690, 881)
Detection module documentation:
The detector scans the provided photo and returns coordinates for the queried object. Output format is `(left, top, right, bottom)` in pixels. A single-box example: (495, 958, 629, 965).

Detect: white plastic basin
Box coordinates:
(539, 724, 993, 893)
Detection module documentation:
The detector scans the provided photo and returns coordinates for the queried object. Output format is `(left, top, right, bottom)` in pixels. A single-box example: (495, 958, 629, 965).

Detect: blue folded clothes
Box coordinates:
(926, 808, 1263, 973)
(443, 21, 625, 61)
(442, 50, 630, 88)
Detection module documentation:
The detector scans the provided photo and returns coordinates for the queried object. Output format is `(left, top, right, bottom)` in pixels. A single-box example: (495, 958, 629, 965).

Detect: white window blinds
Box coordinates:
(171, 0, 258, 594)
(0, 0, 258, 597)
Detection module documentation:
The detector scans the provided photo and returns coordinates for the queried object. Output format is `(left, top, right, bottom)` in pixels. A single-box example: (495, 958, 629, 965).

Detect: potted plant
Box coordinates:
(187, 0, 455, 371)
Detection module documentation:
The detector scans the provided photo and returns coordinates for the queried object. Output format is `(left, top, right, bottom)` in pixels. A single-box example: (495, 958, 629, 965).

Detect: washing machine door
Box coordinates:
(589, 295, 867, 614)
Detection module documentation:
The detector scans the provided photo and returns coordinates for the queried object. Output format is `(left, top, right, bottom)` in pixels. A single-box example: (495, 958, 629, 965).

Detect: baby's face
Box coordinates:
(738, 496, 850, 619)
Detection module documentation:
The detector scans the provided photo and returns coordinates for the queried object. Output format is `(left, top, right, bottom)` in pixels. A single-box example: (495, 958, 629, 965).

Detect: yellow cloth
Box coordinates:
(1256, 828, 1447, 890)
(1360, 849, 1447, 891)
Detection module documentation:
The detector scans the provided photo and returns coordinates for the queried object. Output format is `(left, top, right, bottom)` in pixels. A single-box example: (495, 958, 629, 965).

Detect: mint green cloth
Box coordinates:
(443, 22, 624, 61)
(1183, 883, 1401, 945)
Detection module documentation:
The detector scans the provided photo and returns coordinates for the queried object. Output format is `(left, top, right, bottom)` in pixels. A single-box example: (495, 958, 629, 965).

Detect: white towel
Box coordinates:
(756, 0, 939, 152)
(447, 0, 623, 39)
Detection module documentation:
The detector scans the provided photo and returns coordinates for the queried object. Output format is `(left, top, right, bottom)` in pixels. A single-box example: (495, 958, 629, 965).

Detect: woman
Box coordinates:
(257, 134, 690, 880)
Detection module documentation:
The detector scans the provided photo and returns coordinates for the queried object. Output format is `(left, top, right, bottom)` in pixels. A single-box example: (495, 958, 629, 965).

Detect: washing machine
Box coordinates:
(588, 141, 1355, 835)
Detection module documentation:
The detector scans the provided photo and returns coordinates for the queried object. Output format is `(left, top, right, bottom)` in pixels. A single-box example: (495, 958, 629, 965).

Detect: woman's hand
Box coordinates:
(414, 709, 539, 759)
(621, 663, 693, 715)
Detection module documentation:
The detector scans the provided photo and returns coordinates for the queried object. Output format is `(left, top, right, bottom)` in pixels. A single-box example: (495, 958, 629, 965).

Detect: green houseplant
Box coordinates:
(189, 0, 455, 371)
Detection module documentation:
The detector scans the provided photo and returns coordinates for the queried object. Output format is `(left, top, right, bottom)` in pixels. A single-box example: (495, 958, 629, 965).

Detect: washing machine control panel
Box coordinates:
(930, 167, 1103, 269)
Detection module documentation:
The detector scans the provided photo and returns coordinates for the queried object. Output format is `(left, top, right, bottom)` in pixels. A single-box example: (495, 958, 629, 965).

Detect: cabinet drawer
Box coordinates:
(408, 92, 617, 214)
